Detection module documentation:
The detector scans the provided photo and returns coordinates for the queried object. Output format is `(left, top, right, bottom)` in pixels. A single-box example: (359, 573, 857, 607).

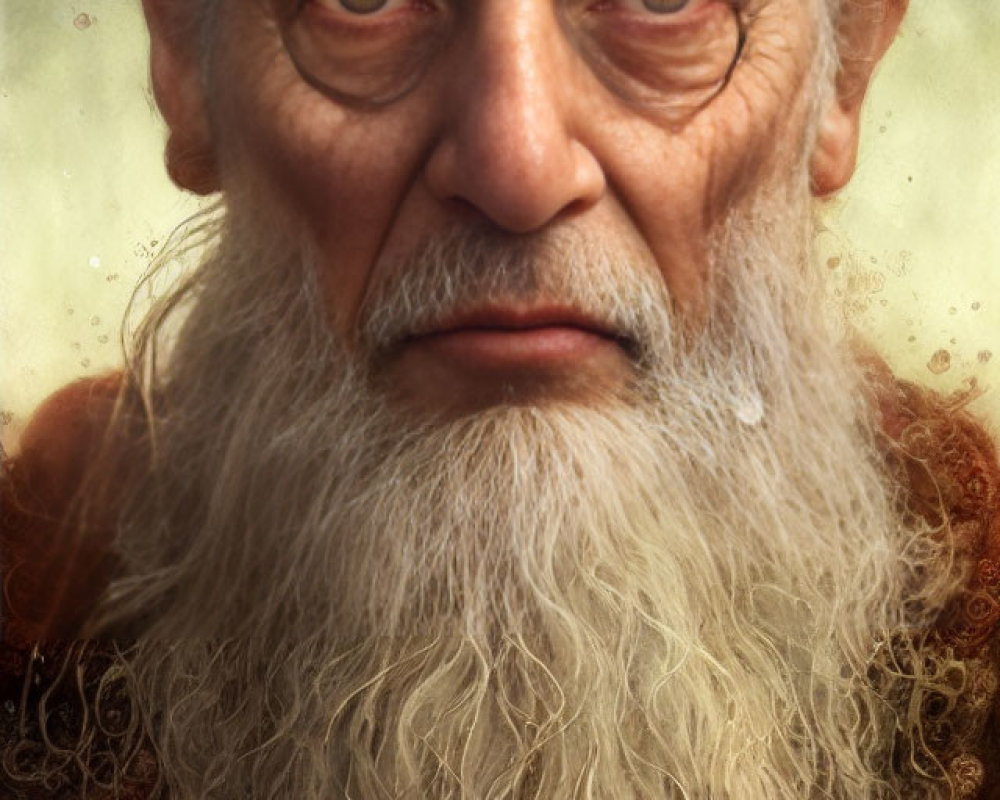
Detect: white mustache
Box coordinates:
(356, 224, 673, 365)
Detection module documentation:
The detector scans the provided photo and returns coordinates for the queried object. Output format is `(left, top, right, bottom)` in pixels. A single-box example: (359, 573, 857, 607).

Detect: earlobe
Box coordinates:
(143, 0, 220, 195)
(810, 99, 861, 197)
(809, 0, 909, 196)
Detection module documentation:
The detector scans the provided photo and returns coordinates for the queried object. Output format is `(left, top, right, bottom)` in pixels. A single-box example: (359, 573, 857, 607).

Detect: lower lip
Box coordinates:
(403, 326, 624, 371)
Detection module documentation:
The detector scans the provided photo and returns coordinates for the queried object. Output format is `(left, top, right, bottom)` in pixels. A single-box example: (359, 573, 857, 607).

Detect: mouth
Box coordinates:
(398, 306, 635, 371)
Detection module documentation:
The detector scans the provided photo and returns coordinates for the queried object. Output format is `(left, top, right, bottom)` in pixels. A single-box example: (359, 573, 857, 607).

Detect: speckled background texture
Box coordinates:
(1, 1, 998, 451)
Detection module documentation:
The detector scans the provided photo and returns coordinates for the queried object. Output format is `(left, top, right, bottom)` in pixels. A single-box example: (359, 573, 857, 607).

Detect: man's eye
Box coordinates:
(637, 0, 691, 12)
(284, 0, 445, 105)
(340, 0, 387, 12)
(575, 0, 741, 122)
(315, 0, 402, 15)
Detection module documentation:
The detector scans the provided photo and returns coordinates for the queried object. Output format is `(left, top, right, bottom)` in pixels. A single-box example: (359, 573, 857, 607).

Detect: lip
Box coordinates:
(398, 306, 631, 372)
(419, 306, 624, 340)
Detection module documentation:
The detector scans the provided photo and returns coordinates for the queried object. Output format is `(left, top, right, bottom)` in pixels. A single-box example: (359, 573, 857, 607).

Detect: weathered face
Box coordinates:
(200, 0, 824, 413)
(63, 6, 939, 797)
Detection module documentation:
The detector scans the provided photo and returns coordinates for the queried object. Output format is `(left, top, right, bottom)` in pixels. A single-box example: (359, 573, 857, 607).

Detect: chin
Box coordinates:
(378, 348, 637, 417)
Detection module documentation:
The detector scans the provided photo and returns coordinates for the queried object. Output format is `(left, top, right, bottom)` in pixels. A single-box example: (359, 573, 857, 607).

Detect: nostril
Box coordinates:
(441, 196, 493, 224)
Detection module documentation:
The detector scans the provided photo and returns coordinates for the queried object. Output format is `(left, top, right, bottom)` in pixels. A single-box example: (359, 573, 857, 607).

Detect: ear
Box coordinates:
(810, 0, 908, 196)
(142, 0, 220, 195)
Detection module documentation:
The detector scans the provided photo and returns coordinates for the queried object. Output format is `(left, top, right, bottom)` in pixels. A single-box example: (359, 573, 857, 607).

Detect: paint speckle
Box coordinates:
(972, 302, 981, 311)
(66, 308, 75, 316)
(0, 411, 12, 427)
(885, 251, 912, 277)
(90, 315, 101, 326)
(950, 338, 958, 346)
(74, 13, 93, 30)
(88, 255, 101, 269)
(106, 273, 120, 283)
(80, 358, 91, 368)
(827, 256, 841, 270)
(879, 299, 888, 307)
(978, 350, 993, 364)
(948, 307, 957, 315)
(734, 392, 764, 427)
(908, 335, 917, 343)
(71, 342, 81, 352)
(927, 349, 951, 375)
(98, 334, 109, 344)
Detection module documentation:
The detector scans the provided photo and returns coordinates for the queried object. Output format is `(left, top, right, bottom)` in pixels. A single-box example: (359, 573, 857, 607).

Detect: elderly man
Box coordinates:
(2, 0, 998, 797)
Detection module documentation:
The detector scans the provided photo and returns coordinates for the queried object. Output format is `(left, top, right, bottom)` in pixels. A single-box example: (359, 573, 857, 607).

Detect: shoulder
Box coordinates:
(13, 373, 124, 505)
(2, 372, 130, 643)
(863, 361, 1000, 797)
(865, 351, 999, 537)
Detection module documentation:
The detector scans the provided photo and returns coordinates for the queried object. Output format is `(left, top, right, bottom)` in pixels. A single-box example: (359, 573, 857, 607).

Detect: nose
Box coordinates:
(423, 0, 605, 233)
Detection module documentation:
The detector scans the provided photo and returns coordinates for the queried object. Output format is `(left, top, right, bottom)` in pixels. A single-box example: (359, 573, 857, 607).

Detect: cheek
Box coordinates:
(211, 29, 427, 333)
(700, 3, 819, 205)
(598, 110, 760, 314)
(615, 22, 816, 309)
(611, 139, 714, 310)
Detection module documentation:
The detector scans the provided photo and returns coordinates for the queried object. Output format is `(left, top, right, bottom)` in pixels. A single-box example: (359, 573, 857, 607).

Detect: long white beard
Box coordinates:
(86, 175, 957, 799)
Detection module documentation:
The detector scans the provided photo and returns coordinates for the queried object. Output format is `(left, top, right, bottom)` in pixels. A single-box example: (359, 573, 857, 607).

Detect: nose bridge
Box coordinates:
(472, 0, 563, 154)
(424, 0, 604, 232)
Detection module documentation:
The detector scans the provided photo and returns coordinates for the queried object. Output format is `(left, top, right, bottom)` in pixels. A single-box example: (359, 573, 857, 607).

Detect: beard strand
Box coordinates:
(75, 181, 960, 799)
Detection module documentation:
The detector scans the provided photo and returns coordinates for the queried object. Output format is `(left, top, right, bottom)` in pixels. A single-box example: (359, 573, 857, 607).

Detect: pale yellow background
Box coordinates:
(2, 1, 999, 454)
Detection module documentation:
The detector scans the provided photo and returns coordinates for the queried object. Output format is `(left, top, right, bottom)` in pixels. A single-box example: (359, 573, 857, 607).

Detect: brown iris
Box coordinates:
(338, 0, 389, 14)
(641, 0, 691, 11)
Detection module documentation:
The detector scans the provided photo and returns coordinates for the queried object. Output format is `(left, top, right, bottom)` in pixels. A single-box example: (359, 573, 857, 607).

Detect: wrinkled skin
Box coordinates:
(144, 0, 904, 414)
